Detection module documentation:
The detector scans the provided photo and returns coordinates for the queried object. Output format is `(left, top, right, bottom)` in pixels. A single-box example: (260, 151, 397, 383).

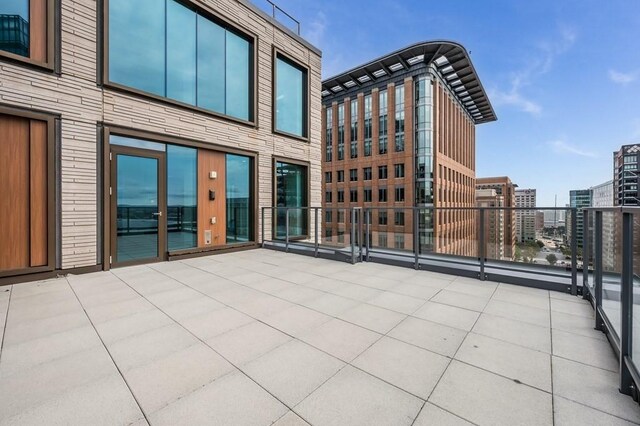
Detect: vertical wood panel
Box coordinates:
(197, 150, 227, 247)
(30, 120, 48, 266)
(0, 115, 30, 270)
(30, 0, 47, 62)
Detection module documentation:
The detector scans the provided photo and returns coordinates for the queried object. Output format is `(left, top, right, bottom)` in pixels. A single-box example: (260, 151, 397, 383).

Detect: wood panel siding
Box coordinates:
(0, 115, 30, 270)
(30, 120, 48, 266)
(30, 0, 48, 63)
(197, 150, 226, 247)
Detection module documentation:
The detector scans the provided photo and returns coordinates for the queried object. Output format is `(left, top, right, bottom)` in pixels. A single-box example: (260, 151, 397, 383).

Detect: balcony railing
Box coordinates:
(261, 205, 640, 402)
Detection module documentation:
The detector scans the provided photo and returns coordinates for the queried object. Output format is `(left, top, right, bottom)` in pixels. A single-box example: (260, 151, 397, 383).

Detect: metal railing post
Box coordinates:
(619, 211, 634, 395)
(413, 207, 419, 270)
(261, 207, 265, 247)
(285, 208, 290, 253)
(479, 208, 486, 281)
(594, 210, 604, 331)
(365, 209, 371, 262)
(582, 210, 590, 299)
(358, 209, 364, 263)
(314, 208, 319, 258)
(570, 208, 578, 296)
(350, 208, 356, 265)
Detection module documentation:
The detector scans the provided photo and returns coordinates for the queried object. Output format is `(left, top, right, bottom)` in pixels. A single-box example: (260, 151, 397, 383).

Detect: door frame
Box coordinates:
(109, 145, 167, 268)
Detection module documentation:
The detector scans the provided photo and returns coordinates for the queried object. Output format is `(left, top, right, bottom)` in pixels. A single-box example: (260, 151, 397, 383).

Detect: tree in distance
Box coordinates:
(546, 253, 558, 266)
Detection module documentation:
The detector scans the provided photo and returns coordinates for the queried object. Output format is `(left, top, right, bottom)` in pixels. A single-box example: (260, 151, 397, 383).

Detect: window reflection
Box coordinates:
(0, 0, 30, 57)
(276, 56, 306, 137)
(109, 0, 252, 121)
(167, 145, 197, 251)
(276, 161, 308, 238)
(226, 154, 252, 243)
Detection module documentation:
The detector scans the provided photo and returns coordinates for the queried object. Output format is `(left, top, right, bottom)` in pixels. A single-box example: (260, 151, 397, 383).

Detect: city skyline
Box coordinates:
(259, 0, 640, 206)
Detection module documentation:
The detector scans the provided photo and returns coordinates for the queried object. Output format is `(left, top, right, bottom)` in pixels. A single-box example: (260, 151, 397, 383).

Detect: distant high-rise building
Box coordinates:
(589, 180, 615, 271)
(568, 189, 591, 248)
(475, 188, 507, 260)
(0, 15, 30, 57)
(515, 189, 536, 243)
(614, 144, 639, 206)
(535, 211, 544, 232)
(476, 176, 516, 258)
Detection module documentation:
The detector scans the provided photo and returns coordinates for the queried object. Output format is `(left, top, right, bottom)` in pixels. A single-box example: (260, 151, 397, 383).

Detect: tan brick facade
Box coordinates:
(0, 0, 321, 273)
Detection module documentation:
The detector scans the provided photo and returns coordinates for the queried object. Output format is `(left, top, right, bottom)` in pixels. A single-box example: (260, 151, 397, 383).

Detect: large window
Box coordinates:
(337, 104, 345, 160)
(108, 0, 253, 122)
(226, 154, 252, 243)
(275, 161, 308, 238)
(379, 90, 388, 154)
(395, 84, 405, 152)
(350, 99, 358, 158)
(0, 0, 52, 67)
(325, 107, 333, 162)
(364, 95, 372, 156)
(275, 54, 308, 138)
(167, 145, 197, 250)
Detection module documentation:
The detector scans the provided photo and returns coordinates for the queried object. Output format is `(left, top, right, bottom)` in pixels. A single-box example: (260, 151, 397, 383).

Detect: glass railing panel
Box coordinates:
(602, 211, 622, 338)
(319, 207, 353, 251)
(631, 210, 640, 364)
(366, 207, 414, 256)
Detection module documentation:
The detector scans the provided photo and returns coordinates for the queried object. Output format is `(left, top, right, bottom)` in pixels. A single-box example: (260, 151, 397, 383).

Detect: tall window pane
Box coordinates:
(167, 145, 197, 250)
(276, 161, 308, 238)
(276, 56, 306, 137)
(109, 0, 165, 96)
(196, 14, 225, 114)
(167, 0, 196, 104)
(226, 32, 250, 121)
(226, 154, 252, 243)
(0, 0, 29, 57)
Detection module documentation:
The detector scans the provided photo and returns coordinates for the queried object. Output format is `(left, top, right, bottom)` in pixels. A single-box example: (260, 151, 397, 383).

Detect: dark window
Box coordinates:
(226, 154, 252, 243)
(395, 186, 405, 202)
(325, 107, 333, 161)
(379, 211, 388, 225)
(364, 188, 372, 202)
(395, 163, 405, 178)
(325, 228, 332, 238)
(363, 167, 372, 180)
(379, 90, 388, 154)
(350, 99, 358, 158)
(394, 234, 405, 249)
(275, 161, 308, 238)
(395, 84, 405, 152)
(379, 188, 387, 202)
(394, 210, 405, 226)
(350, 189, 358, 203)
(325, 171, 332, 183)
(337, 104, 345, 160)
(275, 54, 308, 137)
(109, 0, 252, 121)
(349, 168, 358, 181)
(364, 94, 372, 156)
(378, 165, 388, 179)
(337, 190, 344, 203)
(337, 170, 344, 182)
(325, 210, 332, 222)
(325, 191, 332, 203)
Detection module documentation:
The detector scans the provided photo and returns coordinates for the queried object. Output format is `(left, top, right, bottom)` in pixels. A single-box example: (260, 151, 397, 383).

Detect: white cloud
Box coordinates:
(608, 69, 638, 84)
(303, 11, 326, 48)
(548, 139, 596, 158)
(491, 26, 577, 116)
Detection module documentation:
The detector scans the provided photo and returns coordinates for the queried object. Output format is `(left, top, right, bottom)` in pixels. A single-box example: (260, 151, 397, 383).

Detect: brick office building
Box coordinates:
(321, 41, 496, 256)
(476, 176, 517, 259)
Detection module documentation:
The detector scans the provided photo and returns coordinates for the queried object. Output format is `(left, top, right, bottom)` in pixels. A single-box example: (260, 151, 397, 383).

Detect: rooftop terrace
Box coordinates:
(1, 249, 638, 425)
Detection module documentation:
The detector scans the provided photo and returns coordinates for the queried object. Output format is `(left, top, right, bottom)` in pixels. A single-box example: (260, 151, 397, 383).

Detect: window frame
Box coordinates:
(272, 156, 310, 240)
(102, 0, 258, 127)
(272, 47, 310, 141)
(0, 104, 56, 279)
(0, 0, 56, 71)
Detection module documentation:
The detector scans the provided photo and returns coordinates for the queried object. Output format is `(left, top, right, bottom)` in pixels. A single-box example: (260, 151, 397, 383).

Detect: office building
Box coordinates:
(476, 176, 516, 259)
(0, 0, 321, 283)
(589, 180, 615, 271)
(515, 188, 536, 243)
(321, 41, 496, 256)
(568, 189, 591, 248)
(475, 188, 505, 260)
(614, 144, 640, 206)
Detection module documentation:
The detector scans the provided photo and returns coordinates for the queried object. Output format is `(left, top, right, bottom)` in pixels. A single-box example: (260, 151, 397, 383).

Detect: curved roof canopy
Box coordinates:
(321, 41, 497, 124)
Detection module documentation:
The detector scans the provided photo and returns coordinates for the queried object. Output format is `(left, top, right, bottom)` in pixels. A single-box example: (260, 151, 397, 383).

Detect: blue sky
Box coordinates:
(256, 0, 640, 206)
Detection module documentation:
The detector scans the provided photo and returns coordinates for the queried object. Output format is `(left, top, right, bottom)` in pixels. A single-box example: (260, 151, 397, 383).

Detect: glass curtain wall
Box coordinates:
(0, 0, 29, 57)
(350, 99, 358, 158)
(325, 107, 333, 161)
(275, 161, 308, 238)
(226, 154, 252, 243)
(109, 0, 252, 121)
(364, 95, 372, 156)
(415, 76, 434, 252)
(276, 55, 307, 137)
(337, 104, 345, 160)
(379, 90, 388, 154)
(395, 84, 405, 152)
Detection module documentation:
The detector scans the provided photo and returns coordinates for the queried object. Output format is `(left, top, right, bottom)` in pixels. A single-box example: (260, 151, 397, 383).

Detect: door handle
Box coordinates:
(152, 212, 162, 217)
